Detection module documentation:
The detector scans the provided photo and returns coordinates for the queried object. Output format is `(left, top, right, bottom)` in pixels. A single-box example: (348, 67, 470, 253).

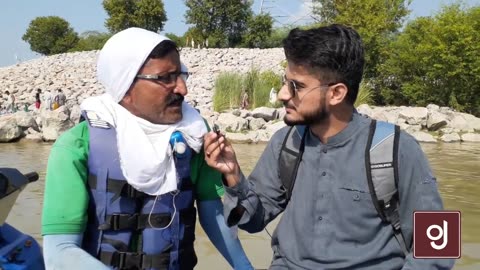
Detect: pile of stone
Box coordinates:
(0, 49, 479, 143)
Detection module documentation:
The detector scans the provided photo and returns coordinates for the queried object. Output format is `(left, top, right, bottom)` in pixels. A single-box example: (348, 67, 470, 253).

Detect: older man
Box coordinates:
(42, 28, 252, 270)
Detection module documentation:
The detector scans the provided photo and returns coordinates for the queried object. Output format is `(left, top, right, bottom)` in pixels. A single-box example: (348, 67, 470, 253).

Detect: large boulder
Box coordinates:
(248, 117, 266, 131)
(216, 113, 248, 132)
(461, 133, 480, 142)
(426, 111, 448, 131)
(0, 116, 23, 142)
(409, 131, 437, 143)
(13, 111, 39, 131)
(440, 133, 461, 143)
(41, 106, 75, 141)
(251, 107, 278, 122)
(398, 107, 428, 126)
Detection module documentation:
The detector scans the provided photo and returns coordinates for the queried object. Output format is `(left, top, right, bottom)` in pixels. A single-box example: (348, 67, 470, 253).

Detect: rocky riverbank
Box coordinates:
(0, 49, 479, 143)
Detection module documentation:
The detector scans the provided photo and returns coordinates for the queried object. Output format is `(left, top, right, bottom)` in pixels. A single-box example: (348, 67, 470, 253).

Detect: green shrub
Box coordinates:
(213, 72, 243, 112)
(213, 68, 282, 111)
(256, 71, 282, 108)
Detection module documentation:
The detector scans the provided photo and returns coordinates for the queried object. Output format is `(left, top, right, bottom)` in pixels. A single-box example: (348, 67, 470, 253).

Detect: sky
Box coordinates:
(1, 0, 479, 68)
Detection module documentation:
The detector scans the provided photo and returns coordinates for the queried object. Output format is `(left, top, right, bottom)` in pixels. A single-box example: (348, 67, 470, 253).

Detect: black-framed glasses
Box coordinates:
(136, 71, 190, 85)
(282, 74, 336, 98)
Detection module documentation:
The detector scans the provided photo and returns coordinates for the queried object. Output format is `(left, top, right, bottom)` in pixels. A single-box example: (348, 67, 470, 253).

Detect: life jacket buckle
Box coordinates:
(117, 252, 126, 269)
(115, 251, 146, 269)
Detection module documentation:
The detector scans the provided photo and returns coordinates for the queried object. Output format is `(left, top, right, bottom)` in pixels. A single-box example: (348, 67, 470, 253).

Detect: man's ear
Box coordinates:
(328, 83, 348, 106)
(119, 89, 133, 107)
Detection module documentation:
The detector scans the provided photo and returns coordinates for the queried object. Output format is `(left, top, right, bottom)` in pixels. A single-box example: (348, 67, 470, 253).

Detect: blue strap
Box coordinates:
(371, 121, 395, 150)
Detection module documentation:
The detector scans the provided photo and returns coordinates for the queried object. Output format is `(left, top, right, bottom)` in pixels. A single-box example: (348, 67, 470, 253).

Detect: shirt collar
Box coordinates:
(306, 111, 371, 146)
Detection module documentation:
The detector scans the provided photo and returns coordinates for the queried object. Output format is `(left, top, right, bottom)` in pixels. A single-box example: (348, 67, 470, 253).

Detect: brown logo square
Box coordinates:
(413, 211, 461, 259)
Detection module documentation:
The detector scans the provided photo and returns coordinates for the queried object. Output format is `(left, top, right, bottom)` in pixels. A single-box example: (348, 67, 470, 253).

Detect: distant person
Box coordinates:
(269, 87, 277, 105)
(43, 90, 52, 110)
(53, 89, 66, 110)
(5, 91, 15, 113)
(241, 91, 249, 109)
(35, 89, 42, 109)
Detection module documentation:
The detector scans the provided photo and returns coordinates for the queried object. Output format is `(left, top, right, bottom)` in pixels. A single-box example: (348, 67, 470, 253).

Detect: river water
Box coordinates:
(2, 140, 479, 269)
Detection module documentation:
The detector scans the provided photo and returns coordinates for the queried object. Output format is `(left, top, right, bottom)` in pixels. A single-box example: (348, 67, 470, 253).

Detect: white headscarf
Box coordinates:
(81, 27, 207, 195)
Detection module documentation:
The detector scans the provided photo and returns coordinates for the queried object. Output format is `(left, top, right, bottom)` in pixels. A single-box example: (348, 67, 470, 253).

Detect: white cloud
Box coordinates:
(268, 0, 317, 26)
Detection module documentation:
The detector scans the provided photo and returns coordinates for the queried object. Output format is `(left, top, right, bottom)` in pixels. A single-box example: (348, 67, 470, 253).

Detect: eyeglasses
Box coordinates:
(282, 74, 336, 98)
(136, 71, 190, 85)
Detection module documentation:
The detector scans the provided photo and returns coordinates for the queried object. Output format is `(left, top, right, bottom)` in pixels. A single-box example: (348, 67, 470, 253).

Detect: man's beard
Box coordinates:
(284, 98, 329, 126)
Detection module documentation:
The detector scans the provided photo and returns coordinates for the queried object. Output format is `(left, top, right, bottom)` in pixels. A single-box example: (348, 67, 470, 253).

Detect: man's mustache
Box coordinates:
(166, 94, 184, 106)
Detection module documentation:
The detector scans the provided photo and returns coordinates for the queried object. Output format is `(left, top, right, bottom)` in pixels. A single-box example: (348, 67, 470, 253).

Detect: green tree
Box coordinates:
(263, 26, 291, 48)
(103, 0, 167, 33)
(70, 31, 112, 52)
(184, 0, 253, 47)
(22, 16, 79, 55)
(165, 33, 186, 47)
(312, 0, 411, 101)
(242, 13, 274, 48)
(379, 4, 480, 116)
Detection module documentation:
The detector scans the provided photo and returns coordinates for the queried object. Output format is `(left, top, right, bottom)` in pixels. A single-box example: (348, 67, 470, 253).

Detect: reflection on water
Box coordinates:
(1, 141, 479, 269)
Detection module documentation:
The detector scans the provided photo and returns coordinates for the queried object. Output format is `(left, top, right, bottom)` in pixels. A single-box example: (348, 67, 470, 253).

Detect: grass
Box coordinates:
(213, 68, 282, 112)
(214, 69, 374, 111)
(213, 72, 244, 112)
(355, 81, 374, 107)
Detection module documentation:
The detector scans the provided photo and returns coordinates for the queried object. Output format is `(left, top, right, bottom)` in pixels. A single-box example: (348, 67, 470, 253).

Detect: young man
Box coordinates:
(42, 28, 253, 270)
(204, 24, 455, 269)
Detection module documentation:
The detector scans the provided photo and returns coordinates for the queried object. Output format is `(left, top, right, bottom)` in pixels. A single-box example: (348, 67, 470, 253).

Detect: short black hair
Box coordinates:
(148, 40, 179, 59)
(5, 91, 9, 95)
(283, 24, 365, 105)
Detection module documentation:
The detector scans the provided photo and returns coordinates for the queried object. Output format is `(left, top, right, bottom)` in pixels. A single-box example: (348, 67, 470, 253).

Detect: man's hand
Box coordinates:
(204, 131, 240, 187)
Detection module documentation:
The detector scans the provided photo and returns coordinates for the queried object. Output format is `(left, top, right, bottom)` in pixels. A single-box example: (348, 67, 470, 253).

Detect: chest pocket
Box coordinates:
(337, 185, 375, 210)
(334, 185, 381, 244)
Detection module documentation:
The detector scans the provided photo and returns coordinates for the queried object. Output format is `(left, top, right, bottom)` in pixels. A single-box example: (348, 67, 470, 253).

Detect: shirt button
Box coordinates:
(322, 172, 326, 176)
(323, 149, 327, 153)
(318, 216, 323, 220)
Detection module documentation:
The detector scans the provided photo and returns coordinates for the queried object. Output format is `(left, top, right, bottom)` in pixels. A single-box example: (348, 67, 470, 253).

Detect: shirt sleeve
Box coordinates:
(43, 234, 110, 270)
(191, 149, 225, 201)
(190, 119, 224, 201)
(41, 122, 90, 235)
(397, 132, 456, 269)
(223, 128, 288, 233)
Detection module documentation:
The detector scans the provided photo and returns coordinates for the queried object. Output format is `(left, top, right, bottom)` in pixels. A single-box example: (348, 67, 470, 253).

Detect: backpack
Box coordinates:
(278, 120, 409, 256)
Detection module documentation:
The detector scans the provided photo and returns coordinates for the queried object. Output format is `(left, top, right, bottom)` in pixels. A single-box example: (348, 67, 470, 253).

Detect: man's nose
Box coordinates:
(277, 83, 291, 101)
(173, 76, 188, 96)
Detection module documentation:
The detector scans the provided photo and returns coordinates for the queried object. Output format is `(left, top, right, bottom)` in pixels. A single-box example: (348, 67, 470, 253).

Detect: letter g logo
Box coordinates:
(427, 220, 448, 250)
(413, 211, 461, 259)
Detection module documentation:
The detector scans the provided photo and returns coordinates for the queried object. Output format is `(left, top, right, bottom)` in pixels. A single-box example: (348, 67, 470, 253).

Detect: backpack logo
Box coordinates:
(371, 162, 393, 169)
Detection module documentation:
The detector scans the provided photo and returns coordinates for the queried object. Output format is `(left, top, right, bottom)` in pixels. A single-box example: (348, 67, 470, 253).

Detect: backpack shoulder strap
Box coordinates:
(366, 120, 408, 256)
(278, 125, 307, 203)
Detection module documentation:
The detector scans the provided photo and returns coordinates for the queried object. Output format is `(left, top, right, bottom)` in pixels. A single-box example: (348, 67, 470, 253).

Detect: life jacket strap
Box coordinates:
(99, 243, 195, 270)
(98, 208, 197, 231)
(99, 250, 170, 270)
(88, 174, 193, 202)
